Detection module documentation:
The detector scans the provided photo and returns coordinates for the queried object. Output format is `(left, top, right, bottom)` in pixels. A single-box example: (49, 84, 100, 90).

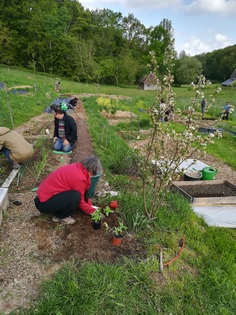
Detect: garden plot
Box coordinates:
(0, 102, 144, 314)
(171, 180, 236, 227)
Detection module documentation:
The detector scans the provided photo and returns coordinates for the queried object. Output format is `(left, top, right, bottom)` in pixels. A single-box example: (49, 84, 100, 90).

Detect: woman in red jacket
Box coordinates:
(34, 156, 102, 225)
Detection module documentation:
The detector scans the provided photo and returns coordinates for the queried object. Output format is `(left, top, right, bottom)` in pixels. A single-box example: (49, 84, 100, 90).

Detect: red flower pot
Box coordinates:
(109, 200, 118, 209)
(112, 235, 123, 246)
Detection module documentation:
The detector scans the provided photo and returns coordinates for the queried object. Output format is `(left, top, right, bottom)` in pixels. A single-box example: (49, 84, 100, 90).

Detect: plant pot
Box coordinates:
(112, 235, 123, 246)
(109, 200, 118, 209)
(201, 167, 218, 180)
(92, 220, 101, 230)
(184, 170, 202, 181)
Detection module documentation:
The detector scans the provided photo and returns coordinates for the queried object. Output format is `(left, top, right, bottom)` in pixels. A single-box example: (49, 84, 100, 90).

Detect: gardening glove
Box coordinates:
(91, 206, 100, 210)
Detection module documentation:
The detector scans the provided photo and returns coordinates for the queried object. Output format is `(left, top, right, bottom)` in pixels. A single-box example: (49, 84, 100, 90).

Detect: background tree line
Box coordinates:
(0, 0, 235, 86)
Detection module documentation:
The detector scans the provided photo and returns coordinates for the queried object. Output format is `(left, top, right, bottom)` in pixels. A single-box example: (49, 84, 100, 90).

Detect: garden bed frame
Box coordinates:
(171, 180, 236, 205)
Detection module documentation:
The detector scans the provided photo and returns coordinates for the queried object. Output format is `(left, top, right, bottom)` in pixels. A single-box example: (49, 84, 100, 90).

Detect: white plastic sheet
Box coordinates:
(177, 159, 209, 171)
(152, 158, 209, 173)
(192, 205, 236, 228)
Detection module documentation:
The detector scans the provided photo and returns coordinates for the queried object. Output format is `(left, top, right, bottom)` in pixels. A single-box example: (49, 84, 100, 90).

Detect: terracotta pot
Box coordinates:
(112, 235, 123, 246)
(92, 220, 101, 230)
(109, 200, 118, 209)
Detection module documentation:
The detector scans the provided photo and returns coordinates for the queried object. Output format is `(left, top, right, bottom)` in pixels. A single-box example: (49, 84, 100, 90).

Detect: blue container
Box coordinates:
(88, 173, 102, 198)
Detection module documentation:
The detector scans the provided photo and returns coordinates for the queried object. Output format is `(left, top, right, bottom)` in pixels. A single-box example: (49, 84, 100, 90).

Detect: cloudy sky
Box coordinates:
(78, 0, 236, 56)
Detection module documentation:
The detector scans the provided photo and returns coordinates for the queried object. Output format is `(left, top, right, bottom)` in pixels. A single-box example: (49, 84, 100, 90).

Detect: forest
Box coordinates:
(0, 0, 236, 85)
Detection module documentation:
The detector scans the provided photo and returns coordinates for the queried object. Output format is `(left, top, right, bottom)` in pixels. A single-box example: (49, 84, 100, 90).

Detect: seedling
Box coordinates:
(91, 209, 102, 222)
(103, 206, 114, 217)
(104, 221, 127, 237)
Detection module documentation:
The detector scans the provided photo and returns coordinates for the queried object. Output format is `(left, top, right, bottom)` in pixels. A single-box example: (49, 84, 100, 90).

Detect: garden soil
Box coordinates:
(1, 97, 236, 314)
(0, 97, 142, 314)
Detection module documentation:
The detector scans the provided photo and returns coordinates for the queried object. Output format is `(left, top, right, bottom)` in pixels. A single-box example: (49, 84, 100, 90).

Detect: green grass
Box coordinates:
(207, 133, 236, 169)
(13, 193, 236, 314)
(2, 65, 236, 314)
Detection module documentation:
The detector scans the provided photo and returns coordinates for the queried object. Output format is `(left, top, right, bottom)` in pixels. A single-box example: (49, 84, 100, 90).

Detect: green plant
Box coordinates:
(91, 206, 114, 222)
(91, 209, 102, 222)
(104, 221, 127, 237)
(103, 206, 114, 217)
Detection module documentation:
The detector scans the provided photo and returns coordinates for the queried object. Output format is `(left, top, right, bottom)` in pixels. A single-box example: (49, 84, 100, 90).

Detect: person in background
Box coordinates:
(0, 127, 34, 168)
(55, 80, 60, 92)
(68, 97, 78, 109)
(51, 105, 77, 152)
(160, 98, 167, 122)
(201, 99, 206, 117)
(222, 101, 231, 121)
(34, 156, 102, 224)
(168, 104, 174, 121)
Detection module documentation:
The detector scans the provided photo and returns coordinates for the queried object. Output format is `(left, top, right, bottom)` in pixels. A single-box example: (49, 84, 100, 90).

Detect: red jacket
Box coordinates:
(36, 162, 95, 214)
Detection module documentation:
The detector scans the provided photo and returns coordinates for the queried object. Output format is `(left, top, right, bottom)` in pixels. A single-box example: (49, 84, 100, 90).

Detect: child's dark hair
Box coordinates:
(50, 104, 64, 114)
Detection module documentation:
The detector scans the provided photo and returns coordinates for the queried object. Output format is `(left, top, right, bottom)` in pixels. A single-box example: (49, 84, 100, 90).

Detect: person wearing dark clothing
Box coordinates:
(222, 101, 230, 121)
(168, 104, 174, 121)
(68, 97, 78, 109)
(201, 99, 206, 117)
(52, 106, 77, 152)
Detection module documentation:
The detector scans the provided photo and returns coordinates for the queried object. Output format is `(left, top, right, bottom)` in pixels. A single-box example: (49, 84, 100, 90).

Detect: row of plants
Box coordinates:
(91, 203, 127, 244)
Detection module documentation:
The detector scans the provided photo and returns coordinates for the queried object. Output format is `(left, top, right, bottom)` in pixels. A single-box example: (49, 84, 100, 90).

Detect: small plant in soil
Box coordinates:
(91, 209, 102, 222)
(91, 208, 103, 230)
(91, 206, 113, 222)
(103, 206, 114, 217)
(104, 221, 127, 238)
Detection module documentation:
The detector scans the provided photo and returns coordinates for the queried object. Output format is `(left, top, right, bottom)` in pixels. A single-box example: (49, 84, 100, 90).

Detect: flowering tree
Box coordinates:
(140, 40, 222, 219)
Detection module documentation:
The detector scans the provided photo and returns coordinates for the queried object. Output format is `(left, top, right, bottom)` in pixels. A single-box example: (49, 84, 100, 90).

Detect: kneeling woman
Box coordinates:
(34, 156, 101, 224)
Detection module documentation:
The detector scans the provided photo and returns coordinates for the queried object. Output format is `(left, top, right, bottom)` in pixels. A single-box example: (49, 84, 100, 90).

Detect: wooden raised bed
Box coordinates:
(171, 180, 236, 205)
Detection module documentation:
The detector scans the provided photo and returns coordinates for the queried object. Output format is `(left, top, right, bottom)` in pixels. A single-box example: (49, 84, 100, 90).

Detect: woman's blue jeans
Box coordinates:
(53, 138, 73, 152)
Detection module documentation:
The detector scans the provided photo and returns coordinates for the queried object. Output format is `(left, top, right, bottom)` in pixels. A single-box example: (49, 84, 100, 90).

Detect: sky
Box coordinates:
(78, 0, 236, 56)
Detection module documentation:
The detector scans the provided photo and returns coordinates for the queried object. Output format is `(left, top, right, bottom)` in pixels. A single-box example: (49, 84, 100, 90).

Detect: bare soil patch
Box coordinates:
(178, 183, 236, 198)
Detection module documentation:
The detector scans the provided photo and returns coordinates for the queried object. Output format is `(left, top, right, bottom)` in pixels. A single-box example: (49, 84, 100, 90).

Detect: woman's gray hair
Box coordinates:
(80, 156, 102, 176)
